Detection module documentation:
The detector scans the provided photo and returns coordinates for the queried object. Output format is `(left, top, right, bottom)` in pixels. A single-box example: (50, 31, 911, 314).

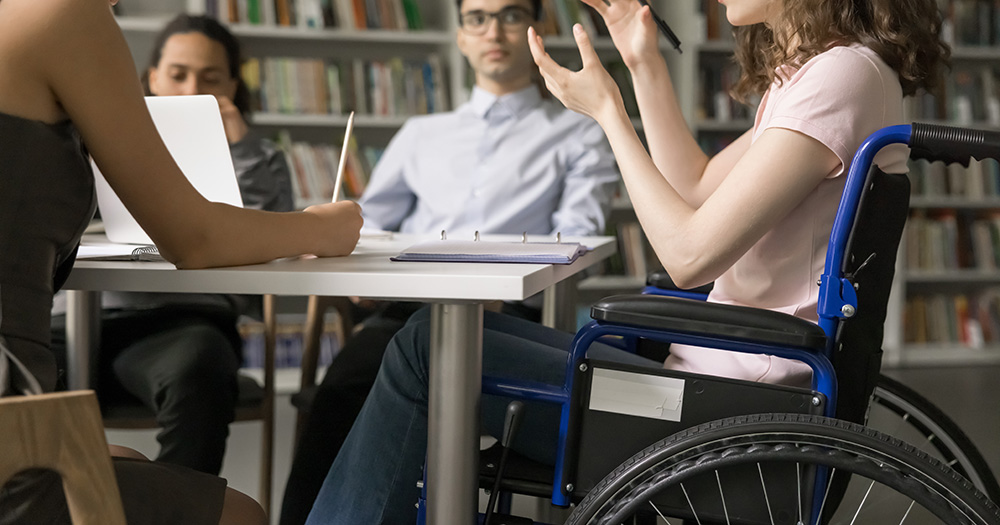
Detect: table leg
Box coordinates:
(65, 290, 101, 391)
(542, 275, 579, 332)
(427, 302, 483, 525)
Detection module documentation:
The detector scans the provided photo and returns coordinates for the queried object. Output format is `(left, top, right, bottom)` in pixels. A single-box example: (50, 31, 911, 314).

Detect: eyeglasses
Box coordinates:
(459, 6, 533, 35)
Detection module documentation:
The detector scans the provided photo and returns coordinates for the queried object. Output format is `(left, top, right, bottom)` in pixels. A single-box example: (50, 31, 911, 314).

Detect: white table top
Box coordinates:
(63, 233, 617, 302)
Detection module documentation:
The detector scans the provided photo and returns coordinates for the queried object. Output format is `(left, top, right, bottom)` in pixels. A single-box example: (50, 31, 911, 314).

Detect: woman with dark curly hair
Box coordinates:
(304, 0, 949, 522)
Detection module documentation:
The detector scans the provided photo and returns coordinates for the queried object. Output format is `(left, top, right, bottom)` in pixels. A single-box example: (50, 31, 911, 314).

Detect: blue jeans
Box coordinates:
(305, 308, 658, 524)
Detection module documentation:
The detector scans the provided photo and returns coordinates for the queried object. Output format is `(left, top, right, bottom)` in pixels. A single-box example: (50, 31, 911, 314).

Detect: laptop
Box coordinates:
(92, 95, 244, 245)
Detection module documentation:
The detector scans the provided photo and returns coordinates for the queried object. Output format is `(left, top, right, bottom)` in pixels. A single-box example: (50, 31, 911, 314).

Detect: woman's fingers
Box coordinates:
(578, 0, 610, 16)
(573, 24, 601, 69)
(528, 27, 565, 83)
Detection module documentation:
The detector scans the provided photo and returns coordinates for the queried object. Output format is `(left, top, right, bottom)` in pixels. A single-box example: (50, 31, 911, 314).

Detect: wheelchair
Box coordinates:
(413, 123, 1000, 524)
(640, 271, 1000, 502)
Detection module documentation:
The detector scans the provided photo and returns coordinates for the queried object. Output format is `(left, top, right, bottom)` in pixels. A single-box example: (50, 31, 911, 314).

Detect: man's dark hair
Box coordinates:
(456, 0, 542, 20)
(141, 14, 251, 116)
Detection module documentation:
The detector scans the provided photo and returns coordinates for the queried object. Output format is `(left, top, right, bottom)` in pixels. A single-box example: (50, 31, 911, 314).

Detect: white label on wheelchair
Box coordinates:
(588, 368, 684, 421)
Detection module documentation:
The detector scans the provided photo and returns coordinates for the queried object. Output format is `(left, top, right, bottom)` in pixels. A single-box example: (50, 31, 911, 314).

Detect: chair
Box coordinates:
(460, 123, 1000, 524)
(101, 294, 279, 515)
(0, 390, 127, 525)
(639, 271, 1000, 500)
(291, 295, 355, 445)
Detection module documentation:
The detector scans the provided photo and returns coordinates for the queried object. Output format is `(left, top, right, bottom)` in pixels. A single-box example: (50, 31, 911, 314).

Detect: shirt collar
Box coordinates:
(468, 84, 542, 120)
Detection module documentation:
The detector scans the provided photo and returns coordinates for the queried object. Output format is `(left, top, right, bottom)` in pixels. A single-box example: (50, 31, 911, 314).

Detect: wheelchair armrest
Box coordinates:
(645, 271, 715, 295)
(591, 294, 827, 351)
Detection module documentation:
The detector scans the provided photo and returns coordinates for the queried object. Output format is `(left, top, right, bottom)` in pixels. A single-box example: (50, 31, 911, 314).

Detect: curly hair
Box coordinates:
(730, 0, 950, 103)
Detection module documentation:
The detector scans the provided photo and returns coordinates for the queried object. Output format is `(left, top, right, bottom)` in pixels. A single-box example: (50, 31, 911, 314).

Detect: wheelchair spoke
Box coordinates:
(714, 470, 731, 525)
(757, 463, 776, 525)
(679, 482, 702, 525)
(646, 500, 671, 524)
(899, 500, 915, 524)
(816, 466, 837, 521)
(796, 462, 802, 525)
(849, 478, 877, 525)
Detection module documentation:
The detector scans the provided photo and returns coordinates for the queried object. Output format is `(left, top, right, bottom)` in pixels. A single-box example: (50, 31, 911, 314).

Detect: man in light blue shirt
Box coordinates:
(278, 0, 617, 522)
(360, 84, 618, 236)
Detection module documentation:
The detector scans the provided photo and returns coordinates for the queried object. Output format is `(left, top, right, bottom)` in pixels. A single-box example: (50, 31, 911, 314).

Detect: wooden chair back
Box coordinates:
(0, 390, 127, 525)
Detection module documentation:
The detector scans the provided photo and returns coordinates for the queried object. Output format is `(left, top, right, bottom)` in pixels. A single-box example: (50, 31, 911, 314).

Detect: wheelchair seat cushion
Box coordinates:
(591, 294, 828, 350)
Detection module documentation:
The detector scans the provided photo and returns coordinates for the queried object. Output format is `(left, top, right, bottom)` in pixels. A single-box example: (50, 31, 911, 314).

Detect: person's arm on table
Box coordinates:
(30, 0, 361, 268)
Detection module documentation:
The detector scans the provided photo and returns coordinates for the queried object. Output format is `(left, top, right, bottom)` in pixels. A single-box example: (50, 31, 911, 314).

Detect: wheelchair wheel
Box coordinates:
(566, 414, 1000, 525)
(870, 374, 1000, 502)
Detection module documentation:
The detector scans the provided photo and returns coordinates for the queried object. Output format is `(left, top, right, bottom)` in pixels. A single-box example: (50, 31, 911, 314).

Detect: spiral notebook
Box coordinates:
(390, 239, 588, 264)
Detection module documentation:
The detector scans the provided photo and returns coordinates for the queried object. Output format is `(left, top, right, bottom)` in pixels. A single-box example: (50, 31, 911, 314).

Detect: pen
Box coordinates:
(636, 0, 682, 53)
(332, 111, 355, 203)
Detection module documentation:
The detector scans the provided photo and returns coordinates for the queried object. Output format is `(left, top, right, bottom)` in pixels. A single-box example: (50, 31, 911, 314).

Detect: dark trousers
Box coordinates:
(278, 301, 540, 525)
(50, 307, 241, 475)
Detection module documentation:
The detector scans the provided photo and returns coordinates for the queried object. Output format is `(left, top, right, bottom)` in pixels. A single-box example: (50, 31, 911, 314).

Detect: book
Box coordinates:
(391, 239, 589, 264)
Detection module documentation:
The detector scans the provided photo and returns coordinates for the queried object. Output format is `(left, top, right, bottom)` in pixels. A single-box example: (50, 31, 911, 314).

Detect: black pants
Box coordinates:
(278, 301, 540, 525)
(50, 307, 241, 475)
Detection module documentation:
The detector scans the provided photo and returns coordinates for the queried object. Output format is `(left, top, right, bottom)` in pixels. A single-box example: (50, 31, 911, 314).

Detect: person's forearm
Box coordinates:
(594, 106, 722, 288)
(158, 204, 349, 269)
(628, 56, 710, 204)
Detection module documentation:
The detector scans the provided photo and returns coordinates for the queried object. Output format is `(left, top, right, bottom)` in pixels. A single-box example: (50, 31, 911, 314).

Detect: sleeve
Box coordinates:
(356, 121, 419, 232)
(229, 132, 295, 212)
(759, 48, 896, 178)
(550, 117, 620, 236)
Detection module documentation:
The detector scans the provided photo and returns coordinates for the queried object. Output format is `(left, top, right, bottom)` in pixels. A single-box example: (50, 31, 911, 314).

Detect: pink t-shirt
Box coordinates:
(663, 45, 909, 387)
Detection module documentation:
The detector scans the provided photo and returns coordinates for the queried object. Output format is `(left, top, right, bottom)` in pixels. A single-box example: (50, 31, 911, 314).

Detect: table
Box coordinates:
(63, 233, 616, 524)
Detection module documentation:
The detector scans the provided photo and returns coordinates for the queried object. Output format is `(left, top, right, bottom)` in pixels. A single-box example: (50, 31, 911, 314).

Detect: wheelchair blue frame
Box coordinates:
(415, 125, 918, 523)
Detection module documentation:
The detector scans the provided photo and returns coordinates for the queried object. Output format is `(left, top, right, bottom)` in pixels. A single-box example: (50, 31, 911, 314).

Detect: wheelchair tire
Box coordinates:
(566, 413, 1000, 525)
(871, 374, 1000, 502)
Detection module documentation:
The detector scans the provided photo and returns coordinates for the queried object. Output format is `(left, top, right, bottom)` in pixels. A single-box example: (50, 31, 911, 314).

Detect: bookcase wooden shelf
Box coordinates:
(888, 2, 1000, 365)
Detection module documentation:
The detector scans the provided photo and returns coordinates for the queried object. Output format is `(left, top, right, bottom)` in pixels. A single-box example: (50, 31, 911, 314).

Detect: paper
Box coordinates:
(390, 240, 588, 264)
(588, 367, 685, 422)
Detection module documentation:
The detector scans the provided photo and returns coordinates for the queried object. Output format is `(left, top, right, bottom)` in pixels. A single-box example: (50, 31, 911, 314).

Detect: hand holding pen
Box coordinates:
(579, 0, 681, 67)
(635, 0, 681, 53)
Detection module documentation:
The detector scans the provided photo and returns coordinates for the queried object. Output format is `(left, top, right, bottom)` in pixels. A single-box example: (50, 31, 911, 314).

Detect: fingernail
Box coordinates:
(573, 24, 582, 34)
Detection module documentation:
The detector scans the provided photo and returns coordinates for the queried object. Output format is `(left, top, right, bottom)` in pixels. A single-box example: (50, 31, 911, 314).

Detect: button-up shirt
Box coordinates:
(359, 85, 618, 237)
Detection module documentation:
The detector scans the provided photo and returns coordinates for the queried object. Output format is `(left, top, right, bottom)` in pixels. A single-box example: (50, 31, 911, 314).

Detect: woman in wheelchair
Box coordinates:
(304, 0, 948, 522)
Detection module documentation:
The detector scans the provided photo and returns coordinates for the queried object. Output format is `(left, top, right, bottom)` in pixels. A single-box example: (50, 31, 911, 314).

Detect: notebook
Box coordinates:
(92, 95, 244, 245)
(390, 239, 588, 264)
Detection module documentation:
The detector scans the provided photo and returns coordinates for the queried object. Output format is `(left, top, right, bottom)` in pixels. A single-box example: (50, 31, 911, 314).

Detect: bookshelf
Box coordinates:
(115, 0, 462, 208)
(884, 1, 1000, 367)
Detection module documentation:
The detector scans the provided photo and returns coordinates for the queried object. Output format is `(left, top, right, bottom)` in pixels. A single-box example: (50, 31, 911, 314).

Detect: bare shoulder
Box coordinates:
(0, 0, 121, 122)
(0, 0, 113, 45)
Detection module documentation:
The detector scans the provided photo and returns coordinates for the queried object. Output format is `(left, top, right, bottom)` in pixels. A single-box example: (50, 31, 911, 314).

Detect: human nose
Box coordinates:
(483, 15, 503, 39)
(179, 78, 201, 96)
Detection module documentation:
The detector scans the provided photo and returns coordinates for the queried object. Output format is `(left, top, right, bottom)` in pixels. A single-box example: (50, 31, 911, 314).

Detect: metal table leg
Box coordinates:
(65, 290, 101, 390)
(427, 302, 483, 525)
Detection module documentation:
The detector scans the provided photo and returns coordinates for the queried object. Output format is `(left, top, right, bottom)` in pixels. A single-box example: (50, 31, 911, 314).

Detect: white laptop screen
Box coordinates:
(93, 95, 244, 245)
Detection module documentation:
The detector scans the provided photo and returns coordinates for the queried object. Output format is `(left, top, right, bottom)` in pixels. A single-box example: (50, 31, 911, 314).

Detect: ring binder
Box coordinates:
(76, 244, 165, 262)
(391, 237, 588, 264)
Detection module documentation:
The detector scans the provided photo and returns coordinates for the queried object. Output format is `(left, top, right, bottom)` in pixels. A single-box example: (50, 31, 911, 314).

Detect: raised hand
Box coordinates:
(580, 0, 659, 69)
(528, 25, 625, 126)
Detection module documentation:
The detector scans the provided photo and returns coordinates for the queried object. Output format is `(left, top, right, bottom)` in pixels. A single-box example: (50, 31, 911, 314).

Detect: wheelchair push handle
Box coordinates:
(909, 122, 1000, 166)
